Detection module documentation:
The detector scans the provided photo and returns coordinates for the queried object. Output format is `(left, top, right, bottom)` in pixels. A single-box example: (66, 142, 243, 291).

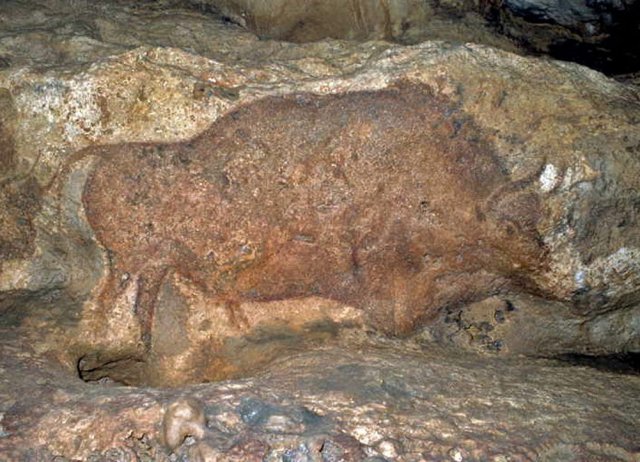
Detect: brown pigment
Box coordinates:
(81, 83, 547, 383)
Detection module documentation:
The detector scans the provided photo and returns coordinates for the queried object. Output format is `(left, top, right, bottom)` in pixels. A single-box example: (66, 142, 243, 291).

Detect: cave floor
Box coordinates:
(1, 328, 638, 461)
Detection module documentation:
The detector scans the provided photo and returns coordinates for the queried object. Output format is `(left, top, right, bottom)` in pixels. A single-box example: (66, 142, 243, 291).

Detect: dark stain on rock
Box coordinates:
(81, 82, 548, 355)
(0, 89, 17, 177)
(0, 176, 41, 262)
(0, 90, 41, 263)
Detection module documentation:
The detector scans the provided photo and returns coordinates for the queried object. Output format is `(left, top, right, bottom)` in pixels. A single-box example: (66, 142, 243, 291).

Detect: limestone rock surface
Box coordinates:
(0, 0, 639, 383)
(198, 0, 434, 42)
(1, 329, 639, 461)
(193, 0, 640, 76)
(0, 0, 639, 459)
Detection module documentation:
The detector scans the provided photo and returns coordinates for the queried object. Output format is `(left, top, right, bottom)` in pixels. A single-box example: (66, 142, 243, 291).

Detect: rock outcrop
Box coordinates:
(2, 23, 639, 384)
(193, 0, 640, 76)
(1, 329, 639, 461)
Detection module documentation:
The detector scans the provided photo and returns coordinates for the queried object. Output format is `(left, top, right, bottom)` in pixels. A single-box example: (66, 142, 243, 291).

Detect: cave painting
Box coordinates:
(83, 83, 546, 350)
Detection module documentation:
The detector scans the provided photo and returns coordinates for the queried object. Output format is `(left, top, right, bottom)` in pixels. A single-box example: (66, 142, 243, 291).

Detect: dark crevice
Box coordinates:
(482, 0, 640, 76)
(552, 353, 640, 375)
(76, 354, 145, 385)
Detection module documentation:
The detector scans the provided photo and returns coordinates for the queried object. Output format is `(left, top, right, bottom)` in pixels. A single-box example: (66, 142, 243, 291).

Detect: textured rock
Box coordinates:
(197, 0, 433, 42)
(0, 328, 639, 461)
(0, 0, 639, 387)
(488, 0, 640, 74)
(77, 82, 549, 385)
(0, 1, 639, 459)
(426, 294, 640, 356)
(497, 0, 628, 30)
(193, 0, 640, 76)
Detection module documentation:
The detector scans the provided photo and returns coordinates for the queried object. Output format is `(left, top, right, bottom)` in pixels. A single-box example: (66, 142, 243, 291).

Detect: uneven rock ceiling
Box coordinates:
(0, 0, 639, 461)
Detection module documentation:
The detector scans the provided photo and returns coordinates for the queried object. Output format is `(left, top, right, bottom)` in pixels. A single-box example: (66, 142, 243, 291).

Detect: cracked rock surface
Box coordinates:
(0, 0, 639, 460)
